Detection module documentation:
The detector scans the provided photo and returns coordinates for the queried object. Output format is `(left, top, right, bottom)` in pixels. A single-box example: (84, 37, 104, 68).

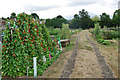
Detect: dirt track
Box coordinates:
(39, 30, 117, 78)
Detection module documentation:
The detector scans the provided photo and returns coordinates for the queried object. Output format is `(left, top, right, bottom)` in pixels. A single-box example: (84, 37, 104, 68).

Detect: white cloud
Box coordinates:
(0, 0, 118, 19)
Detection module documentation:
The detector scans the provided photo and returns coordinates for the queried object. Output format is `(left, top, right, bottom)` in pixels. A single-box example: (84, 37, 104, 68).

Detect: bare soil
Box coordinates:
(87, 30, 118, 78)
(70, 30, 103, 78)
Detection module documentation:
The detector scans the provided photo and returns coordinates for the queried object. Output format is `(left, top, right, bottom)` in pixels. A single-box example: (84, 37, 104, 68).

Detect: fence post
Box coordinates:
(58, 37, 62, 51)
(27, 67, 29, 77)
(33, 57, 37, 78)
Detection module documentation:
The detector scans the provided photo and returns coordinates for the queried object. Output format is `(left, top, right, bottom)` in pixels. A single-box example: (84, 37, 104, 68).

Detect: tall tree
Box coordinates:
(79, 9, 93, 29)
(100, 13, 111, 28)
(74, 14, 79, 19)
(113, 9, 120, 28)
(69, 14, 80, 29)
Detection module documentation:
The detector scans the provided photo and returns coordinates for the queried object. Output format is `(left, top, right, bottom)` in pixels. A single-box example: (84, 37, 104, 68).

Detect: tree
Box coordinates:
(45, 19, 53, 27)
(69, 14, 81, 29)
(100, 13, 111, 28)
(69, 9, 94, 29)
(112, 9, 120, 28)
(45, 15, 68, 28)
(79, 9, 94, 29)
(56, 15, 63, 19)
(91, 15, 100, 23)
(31, 13, 39, 19)
(10, 12, 16, 19)
(74, 14, 79, 19)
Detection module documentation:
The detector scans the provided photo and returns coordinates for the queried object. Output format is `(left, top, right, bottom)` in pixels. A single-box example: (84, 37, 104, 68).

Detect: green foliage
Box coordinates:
(47, 28, 60, 35)
(2, 13, 61, 77)
(85, 45, 93, 51)
(97, 38, 110, 45)
(45, 15, 68, 28)
(10, 12, 16, 19)
(101, 30, 119, 39)
(31, 13, 39, 19)
(60, 23, 71, 39)
(70, 9, 94, 29)
(96, 36, 110, 45)
(100, 13, 112, 28)
(97, 38, 104, 43)
(102, 40, 110, 45)
(95, 34, 102, 40)
(90, 24, 111, 45)
(94, 23, 101, 36)
(113, 9, 120, 28)
(91, 15, 100, 22)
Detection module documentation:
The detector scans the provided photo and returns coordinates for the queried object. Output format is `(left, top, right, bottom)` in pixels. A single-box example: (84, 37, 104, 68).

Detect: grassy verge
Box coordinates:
(63, 33, 78, 52)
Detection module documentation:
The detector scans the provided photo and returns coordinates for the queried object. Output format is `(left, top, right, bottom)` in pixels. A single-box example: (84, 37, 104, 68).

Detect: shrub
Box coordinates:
(102, 40, 110, 45)
(60, 23, 71, 39)
(95, 34, 102, 40)
(94, 23, 101, 36)
(97, 38, 104, 43)
(102, 30, 119, 39)
(47, 28, 60, 35)
(2, 13, 61, 77)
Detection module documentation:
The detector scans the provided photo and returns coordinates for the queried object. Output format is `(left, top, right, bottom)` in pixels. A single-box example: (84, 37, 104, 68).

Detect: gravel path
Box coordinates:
(86, 34, 115, 78)
(60, 33, 80, 78)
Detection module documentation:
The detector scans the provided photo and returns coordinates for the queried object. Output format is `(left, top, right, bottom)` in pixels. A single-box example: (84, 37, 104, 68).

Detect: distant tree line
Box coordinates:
(45, 9, 120, 29)
(1, 9, 120, 29)
(45, 15, 68, 28)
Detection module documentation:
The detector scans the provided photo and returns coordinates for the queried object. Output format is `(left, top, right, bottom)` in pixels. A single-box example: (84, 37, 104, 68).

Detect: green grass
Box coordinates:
(78, 44, 84, 49)
(84, 41, 89, 43)
(85, 45, 93, 51)
(64, 34, 77, 52)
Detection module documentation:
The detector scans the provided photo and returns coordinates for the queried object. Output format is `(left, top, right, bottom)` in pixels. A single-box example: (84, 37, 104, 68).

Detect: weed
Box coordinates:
(85, 45, 93, 51)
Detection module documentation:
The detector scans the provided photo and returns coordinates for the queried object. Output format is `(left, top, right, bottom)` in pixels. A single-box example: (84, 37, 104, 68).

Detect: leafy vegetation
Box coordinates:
(69, 9, 94, 29)
(101, 30, 119, 39)
(90, 23, 111, 45)
(94, 23, 101, 36)
(45, 15, 68, 28)
(2, 13, 62, 77)
(60, 23, 71, 39)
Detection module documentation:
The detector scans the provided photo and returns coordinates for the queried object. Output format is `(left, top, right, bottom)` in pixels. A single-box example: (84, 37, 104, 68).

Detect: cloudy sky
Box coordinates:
(0, 0, 119, 19)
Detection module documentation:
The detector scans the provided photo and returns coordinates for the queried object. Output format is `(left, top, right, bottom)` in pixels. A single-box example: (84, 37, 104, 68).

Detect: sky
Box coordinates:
(0, 0, 119, 19)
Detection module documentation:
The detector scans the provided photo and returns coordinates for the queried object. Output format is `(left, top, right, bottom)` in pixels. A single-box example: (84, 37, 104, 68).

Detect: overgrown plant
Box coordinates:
(2, 13, 61, 78)
(91, 23, 111, 45)
(60, 23, 71, 39)
(94, 23, 101, 36)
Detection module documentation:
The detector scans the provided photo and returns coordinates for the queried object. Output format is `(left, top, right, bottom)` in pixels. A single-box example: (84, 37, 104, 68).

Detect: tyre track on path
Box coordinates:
(86, 34, 115, 78)
(60, 33, 80, 78)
